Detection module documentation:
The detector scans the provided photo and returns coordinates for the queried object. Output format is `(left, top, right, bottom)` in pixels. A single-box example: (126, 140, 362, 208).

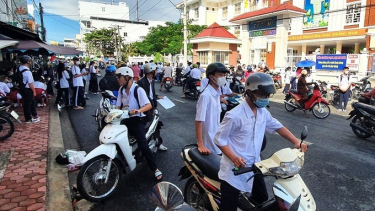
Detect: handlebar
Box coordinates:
(232, 166, 254, 176)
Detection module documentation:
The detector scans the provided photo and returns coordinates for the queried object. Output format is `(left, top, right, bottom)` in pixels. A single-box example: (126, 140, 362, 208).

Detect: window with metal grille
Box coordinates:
(194, 8, 199, 19)
(198, 51, 208, 65)
(234, 3, 241, 15)
(222, 7, 228, 18)
(213, 51, 229, 64)
(260, 49, 267, 62)
(234, 26, 240, 37)
(346, 3, 361, 24)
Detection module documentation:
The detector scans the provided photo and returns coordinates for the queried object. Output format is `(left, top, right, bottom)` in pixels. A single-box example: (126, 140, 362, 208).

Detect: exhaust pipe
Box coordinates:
(350, 122, 372, 135)
(284, 101, 298, 108)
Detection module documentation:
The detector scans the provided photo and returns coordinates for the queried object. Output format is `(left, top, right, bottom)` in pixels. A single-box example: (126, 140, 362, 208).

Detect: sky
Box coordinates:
(27, 0, 182, 43)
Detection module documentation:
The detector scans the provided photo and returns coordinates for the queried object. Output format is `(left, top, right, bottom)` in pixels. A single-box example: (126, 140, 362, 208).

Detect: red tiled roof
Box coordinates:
(195, 22, 238, 39)
(230, 2, 306, 22)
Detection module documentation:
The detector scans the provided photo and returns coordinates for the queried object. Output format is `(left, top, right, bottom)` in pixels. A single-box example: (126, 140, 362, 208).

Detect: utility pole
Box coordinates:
(183, 0, 187, 68)
(39, 3, 46, 42)
(117, 25, 121, 62)
(136, 0, 139, 21)
(114, 30, 118, 63)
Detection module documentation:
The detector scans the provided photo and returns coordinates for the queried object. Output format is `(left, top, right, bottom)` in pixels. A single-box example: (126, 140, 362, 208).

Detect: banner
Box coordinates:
(12, 0, 28, 20)
(346, 54, 359, 71)
(316, 55, 347, 71)
(248, 16, 277, 31)
(303, 0, 330, 29)
(249, 29, 276, 37)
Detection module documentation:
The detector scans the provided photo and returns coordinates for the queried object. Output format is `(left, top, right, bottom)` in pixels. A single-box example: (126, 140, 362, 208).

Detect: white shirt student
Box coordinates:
(19, 65, 34, 88)
(58, 70, 70, 88)
(190, 68, 202, 79)
(116, 83, 150, 118)
(72, 65, 84, 87)
(0, 82, 10, 96)
(33, 81, 46, 90)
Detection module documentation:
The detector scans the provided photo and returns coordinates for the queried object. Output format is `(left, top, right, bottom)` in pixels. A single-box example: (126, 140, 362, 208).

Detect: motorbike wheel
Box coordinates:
(284, 99, 296, 112)
(312, 103, 330, 119)
(77, 155, 122, 202)
(184, 177, 213, 211)
(351, 116, 372, 139)
(0, 115, 14, 141)
(352, 88, 360, 100)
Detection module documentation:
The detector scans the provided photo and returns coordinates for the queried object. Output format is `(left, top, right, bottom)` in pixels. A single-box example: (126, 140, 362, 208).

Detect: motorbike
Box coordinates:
(152, 182, 196, 211)
(329, 85, 352, 106)
(182, 80, 201, 99)
(352, 76, 371, 100)
(315, 80, 328, 99)
(347, 102, 375, 139)
(270, 72, 282, 89)
(164, 77, 172, 92)
(178, 127, 315, 211)
(284, 82, 331, 119)
(0, 100, 21, 140)
(220, 95, 244, 122)
(358, 88, 375, 105)
(77, 108, 164, 202)
(94, 91, 118, 131)
(228, 75, 245, 94)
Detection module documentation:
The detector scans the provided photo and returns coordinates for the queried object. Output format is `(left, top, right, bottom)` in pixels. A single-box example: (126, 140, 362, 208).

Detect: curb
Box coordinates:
(46, 104, 73, 211)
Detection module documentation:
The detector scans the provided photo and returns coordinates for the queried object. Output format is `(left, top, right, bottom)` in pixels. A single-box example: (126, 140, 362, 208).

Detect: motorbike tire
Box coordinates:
(0, 115, 14, 141)
(284, 99, 296, 112)
(184, 177, 213, 211)
(351, 116, 372, 139)
(77, 155, 122, 202)
(311, 103, 330, 119)
(352, 88, 360, 100)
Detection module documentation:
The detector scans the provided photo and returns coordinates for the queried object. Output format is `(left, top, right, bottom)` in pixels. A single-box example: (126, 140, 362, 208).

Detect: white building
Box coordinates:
(64, 38, 77, 48)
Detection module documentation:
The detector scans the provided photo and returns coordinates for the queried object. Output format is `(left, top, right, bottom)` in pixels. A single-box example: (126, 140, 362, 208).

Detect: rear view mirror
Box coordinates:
(301, 126, 308, 141)
(151, 182, 184, 211)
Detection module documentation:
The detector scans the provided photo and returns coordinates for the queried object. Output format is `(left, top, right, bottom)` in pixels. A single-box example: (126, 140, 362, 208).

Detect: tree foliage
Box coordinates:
(133, 20, 207, 56)
(84, 28, 121, 56)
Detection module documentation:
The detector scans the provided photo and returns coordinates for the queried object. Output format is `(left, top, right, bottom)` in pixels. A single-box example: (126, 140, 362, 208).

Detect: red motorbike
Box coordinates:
(284, 82, 331, 119)
(270, 72, 282, 89)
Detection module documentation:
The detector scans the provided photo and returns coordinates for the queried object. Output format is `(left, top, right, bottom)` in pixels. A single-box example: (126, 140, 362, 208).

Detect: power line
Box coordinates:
(44, 14, 80, 31)
(138, 0, 163, 19)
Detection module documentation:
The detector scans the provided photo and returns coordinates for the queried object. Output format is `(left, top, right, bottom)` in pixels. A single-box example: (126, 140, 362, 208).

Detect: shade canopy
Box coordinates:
(296, 60, 316, 67)
(5, 40, 82, 55)
(0, 40, 19, 49)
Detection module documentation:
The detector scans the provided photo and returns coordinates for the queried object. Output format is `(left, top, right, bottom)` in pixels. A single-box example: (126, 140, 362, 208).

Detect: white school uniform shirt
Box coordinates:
(33, 81, 46, 90)
(58, 71, 70, 88)
(72, 65, 83, 87)
(190, 68, 201, 79)
(19, 65, 34, 88)
(199, 67, 205, 74)
(81, 68, 88, 81)
(184, 66, 191, 74)
(214, 101, 283, 192)
(0, 82, 10, 95)
(195, 85, 222, 154)
(200, 78, 232, 95)
(116, 83, 150, 117)
(338, 74, 352, 89)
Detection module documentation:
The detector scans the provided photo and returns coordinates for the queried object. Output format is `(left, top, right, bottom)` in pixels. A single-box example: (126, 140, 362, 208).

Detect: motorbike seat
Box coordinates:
(356, 103, 375, 114)
(188, 147, 221, 181)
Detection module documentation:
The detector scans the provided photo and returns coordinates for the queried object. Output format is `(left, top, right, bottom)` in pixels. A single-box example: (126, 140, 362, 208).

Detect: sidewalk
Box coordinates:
(0, 104, 72, 211)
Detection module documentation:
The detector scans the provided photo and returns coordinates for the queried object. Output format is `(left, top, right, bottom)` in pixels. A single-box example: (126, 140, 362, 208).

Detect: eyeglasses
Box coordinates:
(253, 91, 272, 99)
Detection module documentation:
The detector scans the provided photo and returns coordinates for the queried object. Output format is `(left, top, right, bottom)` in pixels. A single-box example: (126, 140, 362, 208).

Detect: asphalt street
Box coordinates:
(62, 83, 375, 211)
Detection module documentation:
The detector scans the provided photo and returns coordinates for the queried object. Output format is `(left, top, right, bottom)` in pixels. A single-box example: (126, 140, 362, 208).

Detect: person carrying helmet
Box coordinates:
(115, 67, 163, 180)
(195, 62, 229, 155)
(99, 65, 120, 92)
(214, 73, 308, 211)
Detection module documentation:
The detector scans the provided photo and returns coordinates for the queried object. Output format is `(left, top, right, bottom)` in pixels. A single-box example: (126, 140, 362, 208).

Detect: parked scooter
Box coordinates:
(164, 77, 173, 92)
(316, 80, 328, 99)
(329, 85, 353, 105)
(179, 127, 315, 211)
(284, 82, 331, 119)
(228, 75, 245, 94)
(0, 100, 21, 140)
(347, 102, 375, 139)
(94, 90, 117, 131)
(77, 108, 164, 202)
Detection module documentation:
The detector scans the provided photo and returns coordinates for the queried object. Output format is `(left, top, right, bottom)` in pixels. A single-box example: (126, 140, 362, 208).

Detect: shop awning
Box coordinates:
(0, 40, 19, 49)
(5, 40, 82, 55)
(0, 21, 43, 42)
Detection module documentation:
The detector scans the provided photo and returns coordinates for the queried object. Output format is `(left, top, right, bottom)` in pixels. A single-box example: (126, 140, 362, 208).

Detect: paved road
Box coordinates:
(63, 84, 375, 211)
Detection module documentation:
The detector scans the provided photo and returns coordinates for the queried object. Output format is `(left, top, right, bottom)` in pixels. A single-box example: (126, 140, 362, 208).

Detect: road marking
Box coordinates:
(173, 99, 185, 103)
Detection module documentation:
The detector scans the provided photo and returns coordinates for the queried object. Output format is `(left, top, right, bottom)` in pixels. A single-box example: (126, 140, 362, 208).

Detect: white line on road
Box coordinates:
(173, 99, 185, 103)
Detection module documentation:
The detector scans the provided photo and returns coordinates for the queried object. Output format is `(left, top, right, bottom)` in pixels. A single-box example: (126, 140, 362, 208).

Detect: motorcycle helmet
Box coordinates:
(301, 70, 308, 75)
(245, 73, 276, 95)
(106, 65, 116, 73)
(115, 67, 133, 78)
(144, 63, 157, 74)
(205, 62, 229, 79)
(20, 55, 31, 64)
(247, 65, 252, 71)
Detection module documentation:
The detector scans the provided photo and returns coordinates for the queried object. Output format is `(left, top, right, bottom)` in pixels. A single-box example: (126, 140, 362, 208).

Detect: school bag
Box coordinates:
(14, 67, 29, 95)
(134, 86, 153, 122)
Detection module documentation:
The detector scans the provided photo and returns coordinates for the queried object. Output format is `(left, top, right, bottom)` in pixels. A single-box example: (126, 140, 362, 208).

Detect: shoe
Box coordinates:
(159, 144, 168, 151)
(73, 106, 84, 110)
(32, 116, 40, 122)
(37, 103, 42, 107)
(343, 109, 347, 112)
(43, 103, 46, 107)
(337, 109, 342, 112)
(26, 118, 40, 123)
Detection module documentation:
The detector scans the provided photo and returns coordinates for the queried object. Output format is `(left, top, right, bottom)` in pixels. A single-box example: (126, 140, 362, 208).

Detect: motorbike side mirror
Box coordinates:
(151, 182, 184, 211)
(301, 126, 308, 141)
(287, 195, 302, 211)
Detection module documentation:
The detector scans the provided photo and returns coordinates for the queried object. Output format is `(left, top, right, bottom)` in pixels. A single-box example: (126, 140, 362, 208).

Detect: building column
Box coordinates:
(301, 44, 307, 60)
(320, 44, 325, 54)
(336, 41, 342, 54)
(274, 19, 289, 70)
(354, 43, 360, 54)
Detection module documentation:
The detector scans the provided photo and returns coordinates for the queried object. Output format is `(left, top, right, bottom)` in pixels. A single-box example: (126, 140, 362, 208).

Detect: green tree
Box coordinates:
(84, 28, 121, 57)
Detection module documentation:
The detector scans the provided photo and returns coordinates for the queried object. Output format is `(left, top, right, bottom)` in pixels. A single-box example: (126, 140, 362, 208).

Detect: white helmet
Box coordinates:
(116, 67, 133, 78)
(245, 73, 276, 94)
(144, 63, 157, 74)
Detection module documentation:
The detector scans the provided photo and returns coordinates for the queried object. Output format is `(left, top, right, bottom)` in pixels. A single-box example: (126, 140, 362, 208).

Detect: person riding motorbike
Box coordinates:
(182, 64, 201, 98)
(214, 73, 308, 211)
(297, 69, 313, 108)
(99, 65, 120, 92)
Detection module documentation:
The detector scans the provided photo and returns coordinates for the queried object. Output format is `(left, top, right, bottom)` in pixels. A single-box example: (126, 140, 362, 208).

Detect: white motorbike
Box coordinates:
(179, 127, 315, 211)
(77, 108, 164, 202)
(94, 90, 117, 131)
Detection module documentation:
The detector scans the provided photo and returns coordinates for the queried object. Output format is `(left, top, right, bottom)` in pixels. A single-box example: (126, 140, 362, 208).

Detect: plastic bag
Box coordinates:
(65, 150, 87, 166)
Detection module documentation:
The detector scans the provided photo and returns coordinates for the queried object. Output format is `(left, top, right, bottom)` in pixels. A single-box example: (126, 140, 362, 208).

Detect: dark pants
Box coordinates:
(219, 174, 268, 211)
(339, 89, 350, 110)
(55, 87, 70, 106)
(283, 84, 290, 94)
(185, 78, 199, 90)
(291, 77, 297, 90)
(73, 86, 85, 107)
(122, 117, 158, 172)
(47, 78, 54, 96)
(90, 74, 98, 92)
(22, 89, 38, 121)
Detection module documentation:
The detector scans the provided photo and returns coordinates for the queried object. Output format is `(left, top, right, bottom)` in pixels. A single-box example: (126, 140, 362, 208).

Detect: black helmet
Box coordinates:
(245, 73, 276, 94)
(20, 55, 31, 64)
(205, 62, 229, 79)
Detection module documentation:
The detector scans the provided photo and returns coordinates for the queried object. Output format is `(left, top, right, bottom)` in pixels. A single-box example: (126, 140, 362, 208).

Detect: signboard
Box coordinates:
(248, 16, 277, 31)
(303, 0, 330, 29)
(288, 29, 367, 41)
(316, 55, 347, 71)
(249, 29, 276, 37)
(346, 54, 359, 71)
(12, 0, 28, 19)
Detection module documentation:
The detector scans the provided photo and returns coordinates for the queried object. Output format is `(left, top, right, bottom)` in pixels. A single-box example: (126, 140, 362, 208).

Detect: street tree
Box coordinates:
(84, 28, 121, 57)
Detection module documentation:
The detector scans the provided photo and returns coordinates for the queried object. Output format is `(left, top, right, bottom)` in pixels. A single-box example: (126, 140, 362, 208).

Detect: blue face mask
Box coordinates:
(254, 97, 270, 108)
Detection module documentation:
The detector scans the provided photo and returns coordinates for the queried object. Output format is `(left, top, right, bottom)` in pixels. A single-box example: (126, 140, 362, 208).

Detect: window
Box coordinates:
(102, 7, 105, 12)
(222, 7, 228, 18)
(198, 51, 208, 65)
(234, 26, 240, 37)
(346, 3, 361, 24)
(213, 51, 229, 64)
(260, 49, 267, 62)
(194, 8, 199, 19)
(234, 3, 241, 15)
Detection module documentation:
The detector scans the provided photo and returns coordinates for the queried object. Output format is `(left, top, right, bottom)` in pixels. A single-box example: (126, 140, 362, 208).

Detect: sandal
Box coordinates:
(155, 170, 163, 181)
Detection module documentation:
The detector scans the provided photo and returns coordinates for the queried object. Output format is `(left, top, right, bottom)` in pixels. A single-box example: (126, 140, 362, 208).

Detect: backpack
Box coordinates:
(133, 86, 153, 122)
(14, 67, 29, 95)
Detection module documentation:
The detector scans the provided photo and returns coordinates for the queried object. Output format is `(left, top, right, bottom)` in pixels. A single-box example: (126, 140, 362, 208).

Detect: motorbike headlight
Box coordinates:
(269, 159, 301, 177)
(105, 112, 121, 123)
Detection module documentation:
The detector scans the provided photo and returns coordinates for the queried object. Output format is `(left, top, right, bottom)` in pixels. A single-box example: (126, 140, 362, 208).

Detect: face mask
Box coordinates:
(212, 76, 226, 87)
(76, 61, 80, 65)
(254, 97, 270, 108)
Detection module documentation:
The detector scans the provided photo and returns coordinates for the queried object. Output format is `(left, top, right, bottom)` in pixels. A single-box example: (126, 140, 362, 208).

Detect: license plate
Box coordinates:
(166, 81, 171, 84)
(10, 111, 19, 119)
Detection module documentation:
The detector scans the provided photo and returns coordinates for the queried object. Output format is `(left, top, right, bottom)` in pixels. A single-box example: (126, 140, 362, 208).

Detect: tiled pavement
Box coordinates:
(0, 107, 49, 211)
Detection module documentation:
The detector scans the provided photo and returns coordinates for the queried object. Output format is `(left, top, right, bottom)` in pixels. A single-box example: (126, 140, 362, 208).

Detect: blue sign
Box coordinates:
(248, 16, 277, 31)
(316, 54, 347, 71)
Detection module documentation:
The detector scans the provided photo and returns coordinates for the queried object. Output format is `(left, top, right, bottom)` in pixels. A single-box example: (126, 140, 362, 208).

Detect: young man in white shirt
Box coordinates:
(195, 63, 229, 155)
(214, 73, 308, 211)
(115, 67, 163, 180)
(72, 57, 87, 109)
(182, 64, 202, 97)
(0, 75, 10, 96)
(338, 66, 352, 112)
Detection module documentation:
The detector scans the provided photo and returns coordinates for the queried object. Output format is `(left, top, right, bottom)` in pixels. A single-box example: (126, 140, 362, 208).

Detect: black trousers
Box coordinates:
(220, 174, 268, 211)
(22, 89, 38, 121)
(55, 87, 70, 106)
(73, 86, 85, 107)
(185, 78, 199, 90)
(122, 117, 158, 172)
(90, 73, 98, 92)
(47, 78, 54, 96)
